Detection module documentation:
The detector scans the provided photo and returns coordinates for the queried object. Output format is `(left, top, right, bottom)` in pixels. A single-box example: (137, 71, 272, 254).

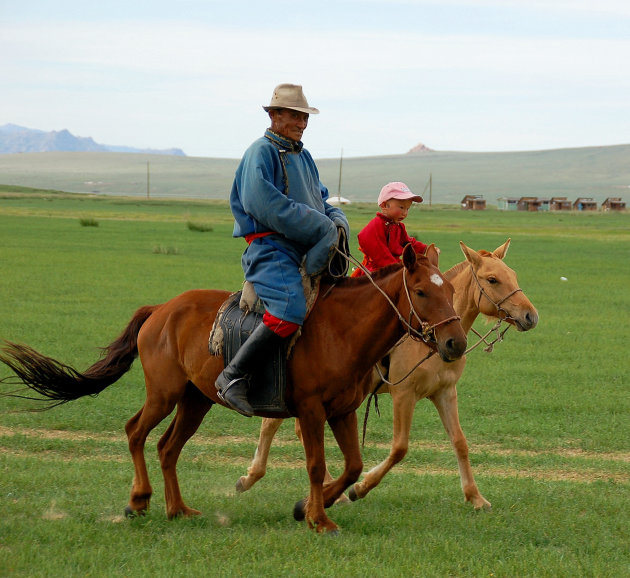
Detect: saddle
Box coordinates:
(209, 276, 320, 416)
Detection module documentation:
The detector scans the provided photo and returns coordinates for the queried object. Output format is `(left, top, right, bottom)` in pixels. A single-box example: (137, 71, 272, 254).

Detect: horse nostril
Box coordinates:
(446, 337, 467, 358)
(525, 311, 539, 329)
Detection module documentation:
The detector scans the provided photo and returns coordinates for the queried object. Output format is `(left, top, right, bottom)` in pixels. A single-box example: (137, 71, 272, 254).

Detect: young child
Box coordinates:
(352, 181, 428, 277)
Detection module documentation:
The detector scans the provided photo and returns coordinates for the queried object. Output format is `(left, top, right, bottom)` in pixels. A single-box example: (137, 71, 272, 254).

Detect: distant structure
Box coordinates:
(601, 197, 626, 211)
(550, 197, 572, 211)
(406, 142, 434, 154)
(460, 195, 486, 210)
(497, 197, 519, 211)
(328, 195, 351, 205)
(573, 197, 598, 211)
(517, 196, 543, 211)
(497, 195, 625, 211)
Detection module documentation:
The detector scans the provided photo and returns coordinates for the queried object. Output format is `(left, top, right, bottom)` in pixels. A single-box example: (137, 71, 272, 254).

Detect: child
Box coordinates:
(352, 182, 429, 277)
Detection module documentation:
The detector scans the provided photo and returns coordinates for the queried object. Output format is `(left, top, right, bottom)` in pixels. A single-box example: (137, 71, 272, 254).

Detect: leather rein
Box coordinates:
(332, 245, 461, 348)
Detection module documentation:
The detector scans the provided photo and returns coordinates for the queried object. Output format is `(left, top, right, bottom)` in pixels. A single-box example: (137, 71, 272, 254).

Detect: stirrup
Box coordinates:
(217, 377, 254, 417)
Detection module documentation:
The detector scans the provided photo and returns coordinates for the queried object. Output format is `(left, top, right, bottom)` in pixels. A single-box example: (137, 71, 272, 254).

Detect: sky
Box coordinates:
(2, 0, 629, 159)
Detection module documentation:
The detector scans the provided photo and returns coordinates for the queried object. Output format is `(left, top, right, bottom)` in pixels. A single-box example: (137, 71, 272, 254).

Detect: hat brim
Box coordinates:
(380, 192, 423, 204)
(263, 105, 320, 114)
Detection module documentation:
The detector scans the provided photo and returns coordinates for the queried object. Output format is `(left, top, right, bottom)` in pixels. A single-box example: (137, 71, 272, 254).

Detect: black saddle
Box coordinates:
(217, 292, 290, 416)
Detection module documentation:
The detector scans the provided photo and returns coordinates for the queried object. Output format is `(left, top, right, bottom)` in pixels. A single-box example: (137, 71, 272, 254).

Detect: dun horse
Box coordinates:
(235, 239, 538, 510)
(0, 245, 466, 534)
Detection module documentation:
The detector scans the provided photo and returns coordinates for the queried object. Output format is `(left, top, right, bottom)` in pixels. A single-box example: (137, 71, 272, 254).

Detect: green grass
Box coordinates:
(0, 194, 629, 577)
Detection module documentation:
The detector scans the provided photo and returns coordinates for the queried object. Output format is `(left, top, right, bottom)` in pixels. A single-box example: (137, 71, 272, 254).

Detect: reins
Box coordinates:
(332, 246, 461, 346)
(329, 245, 464, 447)
(464, 261, 522, 354)
(361, 258, 525, 446)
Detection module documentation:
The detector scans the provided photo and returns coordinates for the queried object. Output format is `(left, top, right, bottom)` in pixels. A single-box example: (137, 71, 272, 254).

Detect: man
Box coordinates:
(215, 83, 350, 416)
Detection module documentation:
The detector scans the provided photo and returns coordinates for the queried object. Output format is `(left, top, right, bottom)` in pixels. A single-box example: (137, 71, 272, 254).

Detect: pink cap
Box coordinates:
(377, 182, 423, 206)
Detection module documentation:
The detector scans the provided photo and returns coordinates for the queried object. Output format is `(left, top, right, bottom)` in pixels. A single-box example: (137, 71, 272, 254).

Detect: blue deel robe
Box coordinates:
(230, 129, 349, 325)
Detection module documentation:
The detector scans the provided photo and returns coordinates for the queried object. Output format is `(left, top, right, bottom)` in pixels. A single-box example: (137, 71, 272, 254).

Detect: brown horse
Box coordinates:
(235, 239, 538, 511)
(0, 244, 466, 533)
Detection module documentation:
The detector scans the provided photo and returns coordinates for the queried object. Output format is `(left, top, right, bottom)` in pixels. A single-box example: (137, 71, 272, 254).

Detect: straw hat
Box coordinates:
(263, 84, 320, 114)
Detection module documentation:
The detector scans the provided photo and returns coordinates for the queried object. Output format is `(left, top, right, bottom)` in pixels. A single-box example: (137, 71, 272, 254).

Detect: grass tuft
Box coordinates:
(79, 217, 99, 227)
(152, 245, 180, 255)
(187, 221, 214, 232)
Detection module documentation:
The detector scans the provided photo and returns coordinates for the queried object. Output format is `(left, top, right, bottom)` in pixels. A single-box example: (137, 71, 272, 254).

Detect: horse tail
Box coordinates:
(0, 305, 158, 409)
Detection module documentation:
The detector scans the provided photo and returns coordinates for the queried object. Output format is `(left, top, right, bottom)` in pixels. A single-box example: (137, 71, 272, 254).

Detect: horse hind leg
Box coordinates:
(157, 383, 213, 519)
(124, 394, 179, 517)
(236, 417, 285, 493)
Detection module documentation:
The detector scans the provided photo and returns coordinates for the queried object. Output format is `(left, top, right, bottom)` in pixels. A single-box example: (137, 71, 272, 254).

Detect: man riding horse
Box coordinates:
(215, 83, 350, 417)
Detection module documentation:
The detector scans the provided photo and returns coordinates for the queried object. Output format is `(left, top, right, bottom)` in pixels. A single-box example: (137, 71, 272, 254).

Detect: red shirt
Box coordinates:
(353, 212, 428, 276)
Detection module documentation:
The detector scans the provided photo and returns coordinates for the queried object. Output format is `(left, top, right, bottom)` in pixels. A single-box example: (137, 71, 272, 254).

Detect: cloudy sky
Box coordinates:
(2, 0, 629, 159)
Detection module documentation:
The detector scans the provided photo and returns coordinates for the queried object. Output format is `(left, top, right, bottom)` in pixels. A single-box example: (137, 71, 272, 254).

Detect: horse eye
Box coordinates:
(415, 290, 426, 297)
(487, 277, 498, 284)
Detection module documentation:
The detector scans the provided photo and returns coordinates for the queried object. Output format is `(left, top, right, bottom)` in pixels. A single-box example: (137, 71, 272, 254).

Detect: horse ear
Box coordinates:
(424, 243, 439, 267)
(493, 238, 511, 260)
(459, 241, 483, 268)
(403, 243, 417, 271)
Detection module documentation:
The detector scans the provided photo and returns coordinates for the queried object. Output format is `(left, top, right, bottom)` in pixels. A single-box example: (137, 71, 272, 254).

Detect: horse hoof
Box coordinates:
(293, 498, 306, 521)
(235, 478, 246, 493)
(348, 486, 359, 502)
(124, 505, 145, 518)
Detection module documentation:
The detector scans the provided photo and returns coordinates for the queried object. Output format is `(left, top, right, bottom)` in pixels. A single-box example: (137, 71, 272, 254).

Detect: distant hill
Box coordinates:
(0, 144, 628, 205)
(0, 124, 185, 156)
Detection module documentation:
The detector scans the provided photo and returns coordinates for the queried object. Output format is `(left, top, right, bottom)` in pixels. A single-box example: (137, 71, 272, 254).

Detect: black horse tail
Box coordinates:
(0, 305, 158, 409)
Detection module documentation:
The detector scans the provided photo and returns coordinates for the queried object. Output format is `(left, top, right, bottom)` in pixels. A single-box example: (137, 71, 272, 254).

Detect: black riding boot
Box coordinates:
(215, 323, 283, 417)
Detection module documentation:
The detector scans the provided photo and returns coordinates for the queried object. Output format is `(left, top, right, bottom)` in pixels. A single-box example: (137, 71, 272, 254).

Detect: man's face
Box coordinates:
(269, 108, 309, 142)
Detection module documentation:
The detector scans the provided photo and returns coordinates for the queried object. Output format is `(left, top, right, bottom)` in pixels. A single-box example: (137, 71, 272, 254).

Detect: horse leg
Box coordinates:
(294, 420, 351, 504)
(293, 405, 338, 533)
(157, 384, 213, 519)
(430, 386, 491, 511)
(349, 389, 416, 501)
(124, 394, 178, 517)
(235, 417, 285, 493)
(321, 412, 363, 509)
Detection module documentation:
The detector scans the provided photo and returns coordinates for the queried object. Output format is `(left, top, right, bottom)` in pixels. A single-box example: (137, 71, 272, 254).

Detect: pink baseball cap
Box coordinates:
(377, 182, 423, 206)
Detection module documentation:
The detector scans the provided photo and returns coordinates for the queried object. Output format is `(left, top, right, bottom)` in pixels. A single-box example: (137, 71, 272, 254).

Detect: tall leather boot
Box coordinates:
(215, 322, 283, 417)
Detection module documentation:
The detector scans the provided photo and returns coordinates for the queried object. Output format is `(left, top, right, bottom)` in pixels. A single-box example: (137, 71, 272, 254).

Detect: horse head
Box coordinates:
(401, 244, 467, 362)
(459, 239, 539, 332)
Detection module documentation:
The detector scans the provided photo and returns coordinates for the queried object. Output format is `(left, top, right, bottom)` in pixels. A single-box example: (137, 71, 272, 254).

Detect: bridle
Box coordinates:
(335, 246, 461, 347)
(465, 262, 522, 354)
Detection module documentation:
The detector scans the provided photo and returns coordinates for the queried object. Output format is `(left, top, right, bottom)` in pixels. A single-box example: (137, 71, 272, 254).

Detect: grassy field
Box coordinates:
(1, 141, 630, 205)
(0, 190, 629, 577)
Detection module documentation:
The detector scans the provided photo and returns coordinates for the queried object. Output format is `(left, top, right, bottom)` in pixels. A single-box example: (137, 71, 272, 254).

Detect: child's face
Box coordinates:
(381, 198, 413, 222)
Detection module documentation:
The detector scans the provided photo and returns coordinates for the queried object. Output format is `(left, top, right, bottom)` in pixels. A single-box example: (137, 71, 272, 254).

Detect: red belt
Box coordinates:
(245, 231, 274, 245)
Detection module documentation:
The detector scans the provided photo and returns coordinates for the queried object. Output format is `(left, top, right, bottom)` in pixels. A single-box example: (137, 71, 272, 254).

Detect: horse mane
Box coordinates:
(332, 262, 403, 287)
(443, 261, 467, 281)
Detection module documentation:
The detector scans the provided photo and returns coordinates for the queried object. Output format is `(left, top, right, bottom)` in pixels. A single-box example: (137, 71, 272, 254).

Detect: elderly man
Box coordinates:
(216, 83, 350, 416)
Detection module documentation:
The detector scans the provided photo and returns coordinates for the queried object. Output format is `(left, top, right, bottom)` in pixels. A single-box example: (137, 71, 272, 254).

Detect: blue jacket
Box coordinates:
(230, 130, 349, 275)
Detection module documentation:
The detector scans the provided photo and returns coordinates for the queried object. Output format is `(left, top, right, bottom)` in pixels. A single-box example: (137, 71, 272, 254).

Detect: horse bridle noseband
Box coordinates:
(463, 262, 522, 354)
(469, 262, 522, 322)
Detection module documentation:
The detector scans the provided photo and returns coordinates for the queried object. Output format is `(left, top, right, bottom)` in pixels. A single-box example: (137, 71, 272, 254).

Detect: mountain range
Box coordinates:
(0, 124, 185, 156)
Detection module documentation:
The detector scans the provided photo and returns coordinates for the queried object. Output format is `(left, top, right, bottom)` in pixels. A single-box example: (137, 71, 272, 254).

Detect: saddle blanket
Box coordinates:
(209, 291, 290, 416)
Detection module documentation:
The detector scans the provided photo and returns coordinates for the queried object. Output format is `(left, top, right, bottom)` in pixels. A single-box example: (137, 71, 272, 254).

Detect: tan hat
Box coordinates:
(263, 84, 320, 114)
